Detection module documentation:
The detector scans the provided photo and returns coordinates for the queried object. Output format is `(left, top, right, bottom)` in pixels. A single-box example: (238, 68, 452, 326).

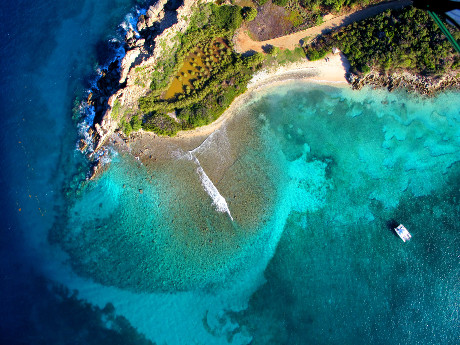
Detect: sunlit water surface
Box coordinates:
(0, 0, 459, 344)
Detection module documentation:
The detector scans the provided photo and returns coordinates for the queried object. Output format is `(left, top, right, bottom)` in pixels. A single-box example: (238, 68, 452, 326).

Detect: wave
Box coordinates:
(189, 129, 222, 156)
(188, 152, 233, 221)
(76, 2, 152, 166)
(120, 7, 147, 37)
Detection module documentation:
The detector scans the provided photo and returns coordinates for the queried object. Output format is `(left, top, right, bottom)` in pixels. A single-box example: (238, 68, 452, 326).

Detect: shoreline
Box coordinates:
(88, 0, 459, 160)
(170, 52, 351, 140)
(103, 52, 351, 175)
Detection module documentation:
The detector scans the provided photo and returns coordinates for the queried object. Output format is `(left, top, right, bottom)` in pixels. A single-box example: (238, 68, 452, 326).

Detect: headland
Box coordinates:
(83, 0, 460, 177)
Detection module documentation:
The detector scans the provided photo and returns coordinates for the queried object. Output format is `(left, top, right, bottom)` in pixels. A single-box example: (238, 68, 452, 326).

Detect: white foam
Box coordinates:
(75, 101, 97, 153)
(189, 129, 221, 155)
(120, 7, 147, 38)
(189, 153, 233, 221)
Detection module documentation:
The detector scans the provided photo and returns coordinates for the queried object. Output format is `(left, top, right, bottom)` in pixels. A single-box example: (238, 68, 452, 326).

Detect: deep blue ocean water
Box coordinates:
(1, 1, 459, 344)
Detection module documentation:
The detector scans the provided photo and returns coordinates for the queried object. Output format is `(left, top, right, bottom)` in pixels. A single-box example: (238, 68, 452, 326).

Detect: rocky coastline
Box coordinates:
(83, 0, 460, 180)
(82, 0, 214, 179)
(347, 70, 460, 95)
(87, 0, 213, 155)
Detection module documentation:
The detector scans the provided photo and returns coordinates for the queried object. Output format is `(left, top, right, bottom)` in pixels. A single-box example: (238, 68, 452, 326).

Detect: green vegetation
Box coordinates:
(286, 9, 304, 27)
(305, 7, 460, 75)
(273, 46, 306, 64)
(111, 99, 121, 120)
(142, 113, 181, 136)
(208, 4, 243, 31)
(274, 0, 373, 12)
(273, 0, 289, 6)
(131, 115, 142, 132)
(242, 6, 258, 21)
(266, 45, 280, 55)
(139, 47, 264, 129)
(116, 2, 265, 137)
(163, 37, 233, 100)
(120, 118, 132, 136)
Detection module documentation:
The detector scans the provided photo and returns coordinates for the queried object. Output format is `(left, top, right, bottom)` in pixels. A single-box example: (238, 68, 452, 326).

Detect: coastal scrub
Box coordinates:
(136, 3, 265, 133)
(305, 6, 460, 75)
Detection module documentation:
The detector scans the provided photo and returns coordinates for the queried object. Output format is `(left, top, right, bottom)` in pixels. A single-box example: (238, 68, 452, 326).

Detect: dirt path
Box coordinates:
(234, 0, 413, 53)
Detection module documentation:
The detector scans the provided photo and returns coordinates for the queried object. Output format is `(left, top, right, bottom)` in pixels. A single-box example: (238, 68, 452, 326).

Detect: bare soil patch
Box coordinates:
(246, 2, 293, 41)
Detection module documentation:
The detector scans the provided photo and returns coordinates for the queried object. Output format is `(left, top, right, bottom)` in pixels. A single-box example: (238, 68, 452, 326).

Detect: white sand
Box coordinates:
(173, 53, 350, 140)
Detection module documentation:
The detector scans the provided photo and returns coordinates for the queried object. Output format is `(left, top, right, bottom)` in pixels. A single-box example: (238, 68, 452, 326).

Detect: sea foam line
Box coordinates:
(77, 3, 149, 161)
(188, 152, 233, 221)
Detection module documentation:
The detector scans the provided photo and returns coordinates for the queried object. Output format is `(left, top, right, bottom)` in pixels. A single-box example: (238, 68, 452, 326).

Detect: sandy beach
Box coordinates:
(172, 52, 351, 140)
(121, 52, 351, 162)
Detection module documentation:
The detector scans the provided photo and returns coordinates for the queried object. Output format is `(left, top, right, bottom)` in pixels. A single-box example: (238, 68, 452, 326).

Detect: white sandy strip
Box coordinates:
(174, 53, 350, 139)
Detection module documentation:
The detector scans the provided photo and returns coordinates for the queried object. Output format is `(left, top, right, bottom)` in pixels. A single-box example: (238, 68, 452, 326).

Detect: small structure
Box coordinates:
(332, 47, 340, 54)
(394, 224, 411, 242)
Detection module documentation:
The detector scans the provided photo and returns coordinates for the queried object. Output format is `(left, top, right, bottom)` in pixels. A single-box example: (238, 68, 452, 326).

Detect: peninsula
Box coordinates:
(85, 0, 460, 166)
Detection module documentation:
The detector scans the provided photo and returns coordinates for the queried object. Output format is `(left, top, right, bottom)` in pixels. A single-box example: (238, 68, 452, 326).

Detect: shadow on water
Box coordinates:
(386, 219, 401, 238)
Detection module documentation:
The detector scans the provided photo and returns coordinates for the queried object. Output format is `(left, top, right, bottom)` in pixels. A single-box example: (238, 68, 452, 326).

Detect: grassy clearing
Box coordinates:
(116, 2, 266, 137)
(272, 47, 307, 64)
(286, 10, 304, 27)
(163, 38, 233, 100)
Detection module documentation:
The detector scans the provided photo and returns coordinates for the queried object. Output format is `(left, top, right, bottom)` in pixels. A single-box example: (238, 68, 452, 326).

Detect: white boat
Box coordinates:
(394, 224, 411, 242)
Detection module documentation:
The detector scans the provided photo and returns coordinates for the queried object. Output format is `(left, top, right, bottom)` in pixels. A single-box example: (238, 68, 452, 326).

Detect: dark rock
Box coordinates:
(137, 14, 147, 32)
(348, 71, 460, 96)
(78, 139, 88, 152)
(88, 160, 110, 181)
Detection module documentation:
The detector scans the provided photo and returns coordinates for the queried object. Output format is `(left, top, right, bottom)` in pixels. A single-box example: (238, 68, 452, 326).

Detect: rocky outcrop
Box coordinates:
(94, 95, 120, 151)
(137, 0, 167, 31)
(119, 48, 141, 84)
(92, 0, 214, 152)
(347, 71, 460, 96)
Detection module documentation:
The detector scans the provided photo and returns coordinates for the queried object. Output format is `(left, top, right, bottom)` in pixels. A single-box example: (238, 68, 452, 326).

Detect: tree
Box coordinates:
(266, 45, 280, 55)
(242, 7, 257, 22)
(273, 0, 289, 6)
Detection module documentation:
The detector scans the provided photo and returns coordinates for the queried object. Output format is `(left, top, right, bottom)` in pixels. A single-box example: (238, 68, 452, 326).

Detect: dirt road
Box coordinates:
(234, 0, 413, 53)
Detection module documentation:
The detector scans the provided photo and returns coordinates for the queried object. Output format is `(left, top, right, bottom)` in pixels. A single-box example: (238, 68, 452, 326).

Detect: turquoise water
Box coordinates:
(51, 82, 459, 343)
(1, 0, 459, 343)
(226, 84, 460, 344)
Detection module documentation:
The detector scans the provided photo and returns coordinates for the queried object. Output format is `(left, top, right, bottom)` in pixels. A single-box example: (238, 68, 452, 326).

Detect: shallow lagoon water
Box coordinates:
(51, 82, 459, 344)
(1, 0, 459, 343)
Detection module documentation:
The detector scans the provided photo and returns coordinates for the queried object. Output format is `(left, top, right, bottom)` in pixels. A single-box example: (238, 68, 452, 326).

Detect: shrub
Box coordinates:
(266, 45, 280, 55)
(287, 10, 303, 27)
(131, 115, 142, 131)
(305, 48, 327, 61)
(273, 0, 289, 6)
(209, 4, 243, 31)
(111, 99, 121, 119)
(142, 113, 180, 136)
(120, 118, 132, 136)
(242, 7, 257, 22)
(359, 64, 371, 74)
